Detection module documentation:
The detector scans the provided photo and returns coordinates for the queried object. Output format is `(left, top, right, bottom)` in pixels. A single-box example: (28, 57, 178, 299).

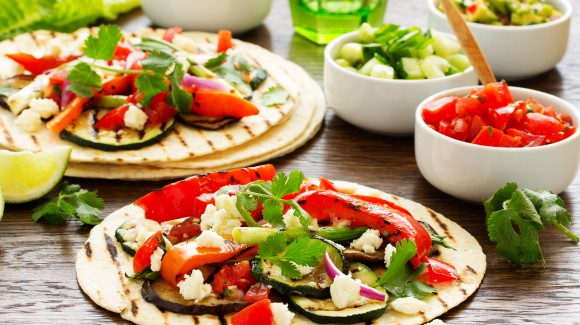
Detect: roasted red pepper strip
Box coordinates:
(134, 164, 276, 222)
(295, 190, 431, 267)
(418, 257, 459, 284)
(5, 53, 78, 75)
(133, 230, 163, 273)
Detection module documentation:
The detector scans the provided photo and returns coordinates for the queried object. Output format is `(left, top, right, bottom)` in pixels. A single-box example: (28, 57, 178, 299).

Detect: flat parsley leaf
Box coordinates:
(66, 62, 102, 98)
(257, 234, 326, 280)
(261, 86, 289, 106)
(485, 183, 578, 265)
(236, 171, 312, 229)
(375, 239, 428, 297)
(32, 182, 104, 226)
(83, 24, 123, 60)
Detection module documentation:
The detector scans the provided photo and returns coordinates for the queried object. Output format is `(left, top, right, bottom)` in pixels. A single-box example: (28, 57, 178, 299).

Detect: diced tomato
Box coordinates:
(488, 104, 515, 131)
(456, 96, 483, 117)
(217, 30, 234, 53)
(167, 217, 202, 244)
(44, 70, 69, 106)
(418, 257, 459, 284)
(133, 230, 163, 273)
(211, 261, 257, 295)
(94, 104, 130, 130)
(439, 117, 469, 142)
(143, 92, 177, 125)
(526, 113, 568, 138)
(113, 43, 134, 61)
(471, 126, 520, 147)
(163, 27, 183, 42)
(134, 165, 276, 222)
(506, 128, 546, 147)
(244, 283, 271, 303)
(468, 114, 486, 142)
(479, 81, 514, 108)
(421, 96, 458, 127)
(5, 53, 78, 75)
(231, 299, 273, 325)
(466, 3, 478, 13)
(505, 101, 529, 131)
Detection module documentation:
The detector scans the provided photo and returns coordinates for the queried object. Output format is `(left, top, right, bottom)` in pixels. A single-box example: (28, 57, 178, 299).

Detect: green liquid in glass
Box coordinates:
(290, 0, 387, 44)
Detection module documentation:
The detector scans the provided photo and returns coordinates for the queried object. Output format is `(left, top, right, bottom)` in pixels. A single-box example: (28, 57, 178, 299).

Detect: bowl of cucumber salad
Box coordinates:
(324, 23, 477, 136)
(428, 0, 572, 80)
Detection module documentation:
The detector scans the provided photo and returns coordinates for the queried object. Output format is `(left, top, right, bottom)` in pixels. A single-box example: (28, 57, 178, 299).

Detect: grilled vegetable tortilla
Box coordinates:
(76, 180, 486, 324)
(0, 28, 322, 179)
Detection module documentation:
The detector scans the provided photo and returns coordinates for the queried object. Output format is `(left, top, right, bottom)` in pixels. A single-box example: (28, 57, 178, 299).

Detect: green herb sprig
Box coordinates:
(257, 233, 327, 280)
(484, 182, 579, 265)
(32, 182, 104, 226)
(226, 170, 312, 229)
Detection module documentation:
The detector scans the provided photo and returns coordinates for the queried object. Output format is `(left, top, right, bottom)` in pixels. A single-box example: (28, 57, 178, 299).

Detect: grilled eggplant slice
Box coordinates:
(178, 113, 236, 129)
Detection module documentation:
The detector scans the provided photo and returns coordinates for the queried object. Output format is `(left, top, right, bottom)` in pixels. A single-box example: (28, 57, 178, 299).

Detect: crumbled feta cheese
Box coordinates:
(15, 109, 42, 133)
(177, 269, 212, 301)
(172, 34, 198, 53)
(271, 302, 295, 325)
(384, 243, 396, 268)
(426, 319, 447, 325)
(200, 204, 242, 236)
(214, 194, 244, 221)
(123, 104, 148, 131)
(350, 229, 383, 254)
(390, 297, 427, 315)
(196, 229, 225, 247)
(283, 209, 302, 228)
(330, 273, 361, 309)
(29, 98, 59, 119)
(7, 75, 47, 115)
(149, 247, 164, 272)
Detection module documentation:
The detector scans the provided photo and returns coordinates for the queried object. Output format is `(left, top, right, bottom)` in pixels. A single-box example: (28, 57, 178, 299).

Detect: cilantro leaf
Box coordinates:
(257, 235, 326, 280)
(83, 24, 123, 60)
(261, 86, 289, 106)
(32, 182, 104, 226)
(141, 50, 176, 74)
(484, 183, 579, 265)
(401, 281, 437, 299)
(66, 62, 102, 98)
(204, 52, 228, 69)
(375, 239, 427, 297)
(135, 73, 168, 106)
(235, 171, 312, 229)
(166, 63, 193, 114)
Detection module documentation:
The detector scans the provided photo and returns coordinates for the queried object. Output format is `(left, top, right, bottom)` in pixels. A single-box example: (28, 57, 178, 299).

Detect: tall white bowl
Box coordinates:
(324, 30, 478, 136)
(415, 86, 580, 203)
(141, 0, 273, 35)
(428, 0, 572, 81)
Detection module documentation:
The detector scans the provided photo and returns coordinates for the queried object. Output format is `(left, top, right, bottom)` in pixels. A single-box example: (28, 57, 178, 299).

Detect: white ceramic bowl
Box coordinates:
(415, 86, 580, 203)
(141, 0, 272, 35)
(428, 0, 572, 81)
(324, 30, 478, 136)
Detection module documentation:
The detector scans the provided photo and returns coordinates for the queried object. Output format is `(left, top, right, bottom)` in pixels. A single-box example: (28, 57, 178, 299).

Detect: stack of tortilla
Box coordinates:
(0, 28, 326, 180)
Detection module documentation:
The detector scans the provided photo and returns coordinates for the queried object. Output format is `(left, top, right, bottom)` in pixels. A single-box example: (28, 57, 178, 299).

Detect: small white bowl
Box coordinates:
(415, 86, 580, 203)
(428, 0, 572, 81)
(141, 0, 272, 35)
(323, 30, 478, 136)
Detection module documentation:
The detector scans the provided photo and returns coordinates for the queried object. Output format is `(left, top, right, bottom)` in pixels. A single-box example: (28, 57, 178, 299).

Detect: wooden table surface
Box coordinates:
(1, 0, 579, 324)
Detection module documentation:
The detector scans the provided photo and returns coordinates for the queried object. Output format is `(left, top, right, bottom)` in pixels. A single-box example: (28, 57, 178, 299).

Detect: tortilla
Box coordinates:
(0, 28, 324, 178)
(64, 57, 326, 180)
(76, 179, 486, 324)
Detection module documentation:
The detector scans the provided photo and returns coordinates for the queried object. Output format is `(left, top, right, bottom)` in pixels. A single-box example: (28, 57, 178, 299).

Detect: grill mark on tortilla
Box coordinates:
(0, 117, 14, 146)
(438, 296, 449, 308)
(428, 209, 454, 241)
(172, 127, 190, 150)
(30, 134, 40, 149)
(194, 128, 217, 152)
(243, 124, 255, 138)
(84, 241, 92, 258)
(130, 299, 139, 316)
(465, 264, 478, 275)
(104, 233, 118, 263)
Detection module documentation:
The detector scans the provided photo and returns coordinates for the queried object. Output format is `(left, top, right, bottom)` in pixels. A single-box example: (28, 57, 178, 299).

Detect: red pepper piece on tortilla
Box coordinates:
(417, 256, 459, 284)
(160, 239, 257, 287)
(190, 89, 259, 119)
(211, 261, 257, 295)
(295, 190, 432, 268)
(94, 104, 130, 131)
(217, 30, 234, 53)
(5, 53, 79, 75)
(231, 299, 273, 325)
(162, 27, 183, 42)
(46, 96, 90, 133)
(133, 230, 164, 273)
(134, 164, 276, 223)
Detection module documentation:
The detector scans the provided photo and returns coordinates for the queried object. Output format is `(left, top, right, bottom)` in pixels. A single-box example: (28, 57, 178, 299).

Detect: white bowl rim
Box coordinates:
(324, 29, 476, 85)
(428, 0, 573, 31)
(415, 85, 580, 153)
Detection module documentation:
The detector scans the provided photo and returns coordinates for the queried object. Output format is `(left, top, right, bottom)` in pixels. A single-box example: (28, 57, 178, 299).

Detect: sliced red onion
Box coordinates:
(125, 51, 146, 70)
(61, 78, 72, 108)
(323, 252, 387, 302)
(181, 75, 227, 91)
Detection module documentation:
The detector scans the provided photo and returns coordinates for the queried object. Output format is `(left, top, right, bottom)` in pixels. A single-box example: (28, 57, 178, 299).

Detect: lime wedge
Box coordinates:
(0, 147, 72, 204)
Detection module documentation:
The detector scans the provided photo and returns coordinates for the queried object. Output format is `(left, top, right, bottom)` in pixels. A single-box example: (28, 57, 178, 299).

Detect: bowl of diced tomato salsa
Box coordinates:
(414, 82, 580, 203)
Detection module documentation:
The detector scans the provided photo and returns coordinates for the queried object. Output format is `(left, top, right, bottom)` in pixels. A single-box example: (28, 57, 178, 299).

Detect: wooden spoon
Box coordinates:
(440, 0, 497, 85)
